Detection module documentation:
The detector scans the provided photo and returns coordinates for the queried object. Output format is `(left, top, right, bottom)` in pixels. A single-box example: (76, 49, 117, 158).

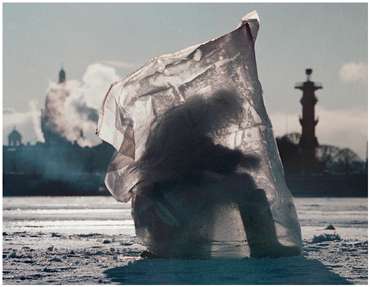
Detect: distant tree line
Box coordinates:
(276, 133, 366, 175)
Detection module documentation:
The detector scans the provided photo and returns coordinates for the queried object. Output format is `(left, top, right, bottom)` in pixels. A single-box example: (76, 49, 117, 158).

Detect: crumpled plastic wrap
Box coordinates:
(97, 10, 302, 258)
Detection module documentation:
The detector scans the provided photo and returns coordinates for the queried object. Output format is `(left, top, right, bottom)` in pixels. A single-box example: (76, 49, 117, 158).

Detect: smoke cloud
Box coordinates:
(339, 62, 368, 84)
(3, 63, 120, 147)
(44, 63, 120, 147)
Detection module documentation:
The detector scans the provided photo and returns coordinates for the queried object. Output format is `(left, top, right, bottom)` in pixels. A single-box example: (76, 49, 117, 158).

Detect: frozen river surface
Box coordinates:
(3, 196, 368, 284)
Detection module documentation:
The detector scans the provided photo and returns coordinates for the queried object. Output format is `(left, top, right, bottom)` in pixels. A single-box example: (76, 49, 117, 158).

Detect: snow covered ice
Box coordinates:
(97, 10, 301, 258)
(2, 197, 368, 284)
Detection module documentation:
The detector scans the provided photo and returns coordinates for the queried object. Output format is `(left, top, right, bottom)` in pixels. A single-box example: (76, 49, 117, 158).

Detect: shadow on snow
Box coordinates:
(104, 256, 350, 284)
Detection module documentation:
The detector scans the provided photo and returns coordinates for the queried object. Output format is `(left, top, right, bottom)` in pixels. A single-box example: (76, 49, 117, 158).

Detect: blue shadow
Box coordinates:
(104, 256, 350, 284)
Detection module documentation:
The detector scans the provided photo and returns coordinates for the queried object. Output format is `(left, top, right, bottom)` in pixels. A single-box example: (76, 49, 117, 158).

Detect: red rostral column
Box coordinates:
(295, 68, 322, 173)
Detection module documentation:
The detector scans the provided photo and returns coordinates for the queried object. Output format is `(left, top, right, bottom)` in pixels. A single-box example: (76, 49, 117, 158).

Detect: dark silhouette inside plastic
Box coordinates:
(136, 89, 259, 180)
(132, 89, 300, 258)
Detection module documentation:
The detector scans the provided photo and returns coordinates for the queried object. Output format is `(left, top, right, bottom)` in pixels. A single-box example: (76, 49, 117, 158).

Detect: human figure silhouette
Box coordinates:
(131, 89, 300, 258)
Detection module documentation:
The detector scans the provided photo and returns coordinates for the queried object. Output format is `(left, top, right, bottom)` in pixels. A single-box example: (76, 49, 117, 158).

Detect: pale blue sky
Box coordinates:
(3, 3, 368, 157)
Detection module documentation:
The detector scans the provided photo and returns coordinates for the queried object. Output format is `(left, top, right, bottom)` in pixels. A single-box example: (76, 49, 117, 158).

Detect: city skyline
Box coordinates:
(3, 3, 368, 158)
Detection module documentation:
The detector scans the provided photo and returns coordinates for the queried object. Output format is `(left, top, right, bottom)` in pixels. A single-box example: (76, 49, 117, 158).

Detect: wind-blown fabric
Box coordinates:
(97, 11, 302, 252)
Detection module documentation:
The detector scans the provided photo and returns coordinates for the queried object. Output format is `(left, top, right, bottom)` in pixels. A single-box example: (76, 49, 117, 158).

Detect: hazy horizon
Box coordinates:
(3, 3, 368, 158)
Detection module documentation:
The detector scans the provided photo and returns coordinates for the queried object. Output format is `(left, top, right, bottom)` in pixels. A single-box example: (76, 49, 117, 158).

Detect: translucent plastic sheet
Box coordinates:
(97, 11, 302, 258)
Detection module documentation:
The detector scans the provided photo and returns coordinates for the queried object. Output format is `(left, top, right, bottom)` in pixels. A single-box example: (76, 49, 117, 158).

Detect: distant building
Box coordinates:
(3, 67, 115, 196)
(41, 67, 71, 145)
(2, 67, 367, 197)
(58, 67, 66, 84)
(8, 128, 22, 146)
(295, 68, 322, 173)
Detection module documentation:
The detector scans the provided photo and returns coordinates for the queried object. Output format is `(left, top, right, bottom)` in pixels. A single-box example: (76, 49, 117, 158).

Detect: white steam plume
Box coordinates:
(43, 63, 120, 147)
(4, 63, 120, 147)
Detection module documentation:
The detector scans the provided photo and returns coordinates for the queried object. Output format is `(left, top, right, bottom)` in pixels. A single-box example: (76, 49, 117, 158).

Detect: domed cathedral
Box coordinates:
(8, 127, 22, 147)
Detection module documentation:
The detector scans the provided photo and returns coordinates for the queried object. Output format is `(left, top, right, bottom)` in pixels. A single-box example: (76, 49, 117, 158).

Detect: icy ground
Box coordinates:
(3, 196, 368, 284)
